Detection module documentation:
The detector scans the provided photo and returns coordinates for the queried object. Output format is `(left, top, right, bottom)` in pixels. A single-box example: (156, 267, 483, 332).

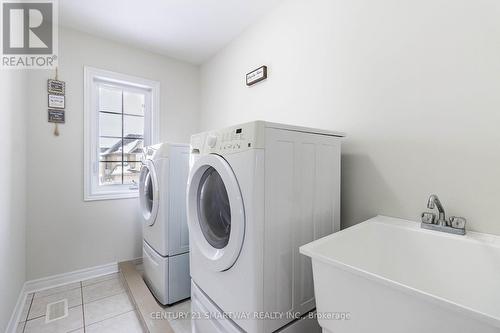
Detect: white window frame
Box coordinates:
(84, 66, 160, 201)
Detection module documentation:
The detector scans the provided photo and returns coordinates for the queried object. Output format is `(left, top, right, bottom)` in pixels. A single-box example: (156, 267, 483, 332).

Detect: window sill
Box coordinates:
(84, 191, 139, 202)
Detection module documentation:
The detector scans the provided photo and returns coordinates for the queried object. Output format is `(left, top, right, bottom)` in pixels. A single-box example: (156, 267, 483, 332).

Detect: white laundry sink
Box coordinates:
(299, 216, 500, 333)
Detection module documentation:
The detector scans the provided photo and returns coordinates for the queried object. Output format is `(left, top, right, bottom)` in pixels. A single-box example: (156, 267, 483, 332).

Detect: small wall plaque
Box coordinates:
(48, 109, 65, 123)
(47, 79, 65, 95)
(48, 94, 65, 109)
(246, 65, 267, 86)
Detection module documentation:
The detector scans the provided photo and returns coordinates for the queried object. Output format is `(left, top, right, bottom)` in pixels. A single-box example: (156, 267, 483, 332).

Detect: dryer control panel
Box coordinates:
(190, 121, 265, 155)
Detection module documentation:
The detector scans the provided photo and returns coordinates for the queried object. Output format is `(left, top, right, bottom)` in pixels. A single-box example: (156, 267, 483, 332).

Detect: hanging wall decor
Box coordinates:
(48, 79, 65, 95)
(246, 65, 267, 86)
(48, 94, 65, 109)
(47, 68, 66, 136)
(48, 109, 65, 123)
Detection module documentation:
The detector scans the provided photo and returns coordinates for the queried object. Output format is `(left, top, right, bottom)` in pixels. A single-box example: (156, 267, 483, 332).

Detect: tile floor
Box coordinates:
(16, 273, 144, 333)
(16, 267, 192, 333)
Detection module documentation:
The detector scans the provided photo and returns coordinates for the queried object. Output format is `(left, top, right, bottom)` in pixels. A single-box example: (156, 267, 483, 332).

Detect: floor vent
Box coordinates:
(45, 299, 68, 323)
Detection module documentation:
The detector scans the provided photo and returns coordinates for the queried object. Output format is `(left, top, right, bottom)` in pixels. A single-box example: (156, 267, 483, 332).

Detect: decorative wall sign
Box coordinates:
(48, 68, 65, 136)
(48, 79, 65, 95)
(48, 109, 65, 123)
(48, 94, 65, 109)
(246, 65, 268, 86)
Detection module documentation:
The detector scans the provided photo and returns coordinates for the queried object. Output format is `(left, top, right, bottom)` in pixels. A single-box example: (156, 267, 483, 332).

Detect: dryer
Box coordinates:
(187, 121, 344, 332)
(139, 143, 191, 305)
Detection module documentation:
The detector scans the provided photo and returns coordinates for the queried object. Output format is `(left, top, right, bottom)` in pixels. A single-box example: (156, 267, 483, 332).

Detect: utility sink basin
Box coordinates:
(300, 216, 500, 333)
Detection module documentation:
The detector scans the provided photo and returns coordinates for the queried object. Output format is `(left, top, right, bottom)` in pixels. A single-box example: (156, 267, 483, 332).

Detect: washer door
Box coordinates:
(187, 154, 245, 272)
(139, 160, 159, 226)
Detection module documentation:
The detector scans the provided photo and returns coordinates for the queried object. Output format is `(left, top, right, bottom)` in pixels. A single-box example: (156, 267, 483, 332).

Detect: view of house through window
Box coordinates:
(98, 84, 146, 187)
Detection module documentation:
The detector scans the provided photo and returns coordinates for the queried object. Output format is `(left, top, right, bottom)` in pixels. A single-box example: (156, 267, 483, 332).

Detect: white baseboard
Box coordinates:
(6, 259, 142, 333)
(24, 261, 119, 294)
(5, 287, 28, 333)
(129, 257, 143, 266)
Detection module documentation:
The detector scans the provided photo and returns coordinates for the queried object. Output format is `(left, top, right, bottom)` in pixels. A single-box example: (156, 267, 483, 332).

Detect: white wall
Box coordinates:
(200, 0, 500, 234)
(27, 28, 200, 280)
(0, 72, 27, 331)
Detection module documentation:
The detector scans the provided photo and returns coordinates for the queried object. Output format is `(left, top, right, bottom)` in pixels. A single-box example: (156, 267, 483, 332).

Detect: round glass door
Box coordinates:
(187, 154, 245, 272)
(197, 167, 231, 249)
(139, 160, 159, 226)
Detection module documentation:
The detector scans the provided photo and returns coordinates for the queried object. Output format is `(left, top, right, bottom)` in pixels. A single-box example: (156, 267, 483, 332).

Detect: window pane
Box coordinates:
(127, 152, 144, 162)
(99, 113, 122, 137)
(99, 137, 122, 162)
(123, 138, 144, 162)
(124, 91, 145, 116)
(123, 161, 141, 185)
(124, 115, 144, 138)
(99, 86, 122, 113)
(99, 162, 123, 186)
(99, 137, 119, 151)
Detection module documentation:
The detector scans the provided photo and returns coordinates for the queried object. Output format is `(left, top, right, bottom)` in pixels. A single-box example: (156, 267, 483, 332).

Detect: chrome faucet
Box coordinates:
(427, 194, 446, 226)
(421, 194, 466, 235)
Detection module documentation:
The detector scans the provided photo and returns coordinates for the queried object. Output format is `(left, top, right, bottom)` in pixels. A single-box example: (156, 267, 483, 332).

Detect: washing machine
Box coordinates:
(187, 121, 344, 332)
(139, 143, 191, 305)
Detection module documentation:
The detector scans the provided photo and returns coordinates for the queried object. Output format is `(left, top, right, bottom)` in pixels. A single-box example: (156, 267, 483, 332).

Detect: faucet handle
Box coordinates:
(421, 212, 436, 224)
(449, 216, 466, 230)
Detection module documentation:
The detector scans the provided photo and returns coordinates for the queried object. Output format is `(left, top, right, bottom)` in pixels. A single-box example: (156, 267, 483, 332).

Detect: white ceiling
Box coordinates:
(59, 0, 283, 64)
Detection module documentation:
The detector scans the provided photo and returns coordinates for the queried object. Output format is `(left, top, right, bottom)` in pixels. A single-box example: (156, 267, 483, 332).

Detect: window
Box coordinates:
(84, 67, 159, 201)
